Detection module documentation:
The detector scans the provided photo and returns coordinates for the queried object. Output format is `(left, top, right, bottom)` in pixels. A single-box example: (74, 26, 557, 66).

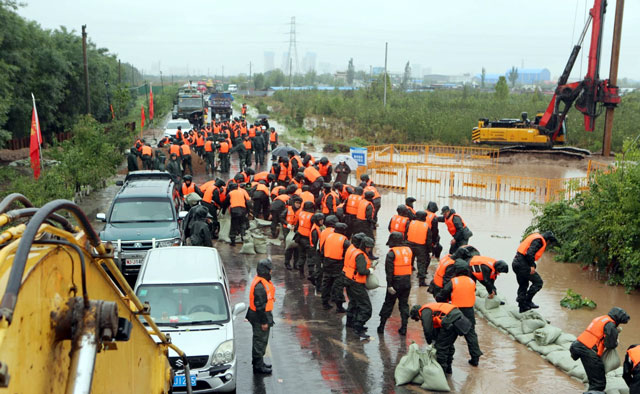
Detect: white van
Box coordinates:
(135, 247, 245, 393)
(227, 84, 237, 92)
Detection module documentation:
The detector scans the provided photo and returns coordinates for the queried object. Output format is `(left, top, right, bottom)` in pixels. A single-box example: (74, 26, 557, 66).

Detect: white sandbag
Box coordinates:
(185, 192, 202, 207)
(366, 271, 380, 290)
(493, 316, 522, 329)
(395, 343, 421, 386)
(602, 348, 621, 374)
(534, 325, 563, 346)
(603, 376, 630, 394)
(554, 333, 577, 346)
(514, 333, 536, 345)
(253, 233, 268, 254)
(285, 231, 297, 250)
(256, 218, 271, 226)
(485, 296, 501, 310)
(475, 286, 489, 298)
(521, 313, 547, 334)
(509, 308, 525, 321)
(249, 220, 258, 230)
(527, 342, 565, 356)
(240, 235, 256, 254)
(266, 238, 282, 246)
(505, 324, 524, 337)
(568, 364, 588, 383)
(419, 346, 450, 392)
(544, 350, 579, 372)
(218, 213, 231, 243)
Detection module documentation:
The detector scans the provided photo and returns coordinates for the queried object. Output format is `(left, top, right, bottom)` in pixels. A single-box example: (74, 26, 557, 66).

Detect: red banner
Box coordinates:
(141, 105, 145, 129)
(29, 100, 42, 179)
(149, 86, 154, 120)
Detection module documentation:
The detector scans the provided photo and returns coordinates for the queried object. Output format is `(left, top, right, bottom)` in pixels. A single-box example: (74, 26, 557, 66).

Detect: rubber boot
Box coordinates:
(398, 323, 407, 336)
(418, 278, 427, 287)
(377, 319, 386, 334)
(230, 237, 236, 246)
(335, 303, 346, 314)
(468, 357, 479, 367)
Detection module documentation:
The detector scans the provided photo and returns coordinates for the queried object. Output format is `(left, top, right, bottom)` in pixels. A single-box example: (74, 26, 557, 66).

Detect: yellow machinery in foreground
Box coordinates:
(0, 194, 193, 393)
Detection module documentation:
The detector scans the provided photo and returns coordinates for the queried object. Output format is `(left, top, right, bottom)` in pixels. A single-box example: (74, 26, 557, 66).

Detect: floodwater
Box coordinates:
(79, 109, 638, 393)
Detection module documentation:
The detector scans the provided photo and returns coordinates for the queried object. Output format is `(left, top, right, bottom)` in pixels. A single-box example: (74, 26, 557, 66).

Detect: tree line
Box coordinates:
(0, 1, 143, 147)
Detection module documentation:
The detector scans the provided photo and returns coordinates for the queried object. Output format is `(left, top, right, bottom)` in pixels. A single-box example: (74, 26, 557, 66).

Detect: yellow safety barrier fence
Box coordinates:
(367, 144, 499, 168)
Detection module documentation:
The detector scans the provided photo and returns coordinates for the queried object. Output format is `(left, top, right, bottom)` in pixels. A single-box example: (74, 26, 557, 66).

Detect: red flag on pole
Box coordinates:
(110, 104, 115, 120)
(149, 84, 154, 120)
(140, 104, 145, 130)
(30, 93, 43, 179)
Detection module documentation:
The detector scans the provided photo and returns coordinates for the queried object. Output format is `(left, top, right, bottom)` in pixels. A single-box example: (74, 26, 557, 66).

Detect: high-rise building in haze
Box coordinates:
(303, 52, 317, 72)
(264, 51, 275, 72)
(281, 52, 290, 72)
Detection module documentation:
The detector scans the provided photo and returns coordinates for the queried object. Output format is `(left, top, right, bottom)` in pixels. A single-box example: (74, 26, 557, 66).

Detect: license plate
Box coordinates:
(173, 375, 197, 387)
(125, 258, 142, 266)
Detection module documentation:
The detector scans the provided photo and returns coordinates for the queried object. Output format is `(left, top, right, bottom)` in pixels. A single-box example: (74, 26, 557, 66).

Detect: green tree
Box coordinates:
(346, 58, 355, 85)
(508, 66, 519, 88)
(265, 69, 285, 88)
(304, 70, 317, 85)
(401, 61, 411, 91)
(253, 73, 265, 90)
(495, 76, 509, 100)
(481, 67, 486, 88)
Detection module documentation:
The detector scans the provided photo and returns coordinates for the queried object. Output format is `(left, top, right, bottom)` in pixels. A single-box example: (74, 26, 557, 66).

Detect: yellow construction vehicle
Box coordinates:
(471, 112, 565, 148)
(0, 194, 193, 393)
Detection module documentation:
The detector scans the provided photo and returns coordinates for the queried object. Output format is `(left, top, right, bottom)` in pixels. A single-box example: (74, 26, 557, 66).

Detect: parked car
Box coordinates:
(164, 119, 193, 138)
(134, 246, 245, 393)
(97, 171, 186, 279)
(227, 84, 237, 93)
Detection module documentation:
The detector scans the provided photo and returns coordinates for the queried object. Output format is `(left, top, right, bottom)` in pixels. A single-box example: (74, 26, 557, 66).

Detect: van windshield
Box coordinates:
(136, 283, 229, 325)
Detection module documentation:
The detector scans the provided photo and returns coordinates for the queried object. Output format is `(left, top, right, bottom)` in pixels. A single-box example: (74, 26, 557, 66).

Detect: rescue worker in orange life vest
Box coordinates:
(344, 236, 375, 339)
(406, 210, 432, 287)
(570, 307, 630, 392)
(227, 182, 252, 246)
(295, 201, 316, 278)
(426, 201, 443, 260)
(141, 143, 153, 170)
(179, 175, 203, 201)
(410, 303, 472, 374)
(377, 232, 413, 336)
(268, 127, 278, 151)
(469, 256, 509, 299)
(439, 206, 473, 254)
(354, 191, 376, 239)
(316, 157, 333, 183)
(428, 245, 478, 298)
(246, 259, 275, 375)
(179, 140, 193, 176)
(320, 220, 349, 312)
(269, 185, 295, 239)
(623, 343, 640, 393)
(387, 205, 411, 242)
(250, 180, 271, 220)
(280, 195, 302, 270)
(512, 231, 557, 313)
(437, 261, 483, 367)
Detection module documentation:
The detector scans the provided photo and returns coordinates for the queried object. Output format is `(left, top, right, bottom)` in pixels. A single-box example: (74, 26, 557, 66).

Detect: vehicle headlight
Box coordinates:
(156, 238, 181, 248)
(211, 339, 234, 366)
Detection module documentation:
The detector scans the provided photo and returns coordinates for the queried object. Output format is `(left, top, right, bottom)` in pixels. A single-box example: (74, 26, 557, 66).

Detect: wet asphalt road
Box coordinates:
(84, 111, 638, 393)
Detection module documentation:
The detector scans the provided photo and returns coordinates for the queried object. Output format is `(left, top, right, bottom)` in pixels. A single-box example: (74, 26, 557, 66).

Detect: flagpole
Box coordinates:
(31, 93, 43, 172)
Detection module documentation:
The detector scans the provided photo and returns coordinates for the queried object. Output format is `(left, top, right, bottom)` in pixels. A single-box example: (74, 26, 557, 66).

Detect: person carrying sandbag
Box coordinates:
(512, 231, 557, 313)
(320, 222, 349, 313)
(437, 261, 483, 367)
(623, 344, 640, 393)
(570, 307, 630, 392)
(410, 303, 472, 375)
(377, 232, 413, 336)
(280, 196, 302, 270)
(343, 235, 375, 339)
(469, 256, 509, 299)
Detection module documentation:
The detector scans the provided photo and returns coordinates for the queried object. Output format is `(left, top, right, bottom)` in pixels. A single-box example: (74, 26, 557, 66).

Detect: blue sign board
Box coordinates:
(350, 147, 367, 167)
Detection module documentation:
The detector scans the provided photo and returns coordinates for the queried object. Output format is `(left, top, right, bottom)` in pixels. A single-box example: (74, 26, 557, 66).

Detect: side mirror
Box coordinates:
(232, 303, 246, 318)
(96, 213, 106, 222)
(115, 180, 124, 186)
(178, 211, 188, 220)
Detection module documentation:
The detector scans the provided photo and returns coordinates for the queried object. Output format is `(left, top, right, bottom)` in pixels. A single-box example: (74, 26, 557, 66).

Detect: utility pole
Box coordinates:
(118, 59, 121, 85)
(81, 25, 91, 114)
(160, 71, 164, 92)
(383, 42, 388, 108)
(602, 0, 624, 157)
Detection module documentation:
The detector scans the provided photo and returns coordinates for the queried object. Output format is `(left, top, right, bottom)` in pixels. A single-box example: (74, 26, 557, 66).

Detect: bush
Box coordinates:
(560, 289, 597, 310)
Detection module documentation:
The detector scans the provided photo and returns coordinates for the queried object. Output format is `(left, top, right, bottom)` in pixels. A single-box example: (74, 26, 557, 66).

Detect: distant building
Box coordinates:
(264, 52, 275, 73)
(334, 71, 347, 83)
(507, 68, 551, 84)
(423, 73, 473, 84)
(281, 52, 290, 73)
(303, 52, 317, 72)
(372, 67, 385, 76)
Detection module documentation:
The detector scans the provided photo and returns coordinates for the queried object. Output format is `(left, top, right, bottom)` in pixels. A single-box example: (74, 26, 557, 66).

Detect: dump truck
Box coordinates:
(0, 194, 194, 393)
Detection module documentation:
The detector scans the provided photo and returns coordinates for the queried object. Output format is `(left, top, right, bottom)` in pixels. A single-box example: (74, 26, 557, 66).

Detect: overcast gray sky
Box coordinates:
(17, 0, 640, 81)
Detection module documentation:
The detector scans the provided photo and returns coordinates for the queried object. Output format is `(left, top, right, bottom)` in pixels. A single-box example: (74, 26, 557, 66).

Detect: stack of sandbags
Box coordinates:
(394, 343, 450, 392)
(218, 212, 231, 243)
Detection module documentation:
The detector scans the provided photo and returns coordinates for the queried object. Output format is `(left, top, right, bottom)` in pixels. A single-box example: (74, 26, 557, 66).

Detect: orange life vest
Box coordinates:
(169, 144, 181, 156)
(175, 130, 183, 140)
(406, 220, 430, 245)
(324, 232, 347, 260)
(627, 346, 640, 369)
(469, 256, 498, 281)
(204, 140, 214, 152)
(243, 140, 252, 150)
(248, 127, 256, 138)
(338, 185, 350, 201)
(270, 131, 277, 142)
(301, 191, 315, 206)
(309, 224, 322, 247)
(418, 303, 456, 329)
(229, 189, 249, 208)
(433, 255, 455, 288)
(278, 163, 289, 181)
(321, 191, 338, 214)
(181, 144, 191, 155)
(249, 276, 275, 312)
(451, 276, 476, 308)
(255, 183, 270, 196)
(289, 156, 303, 172)
(577, 315, 616, 356)
(297, 211, 313, 237)
(218, 141, 229, 153)
(141, 145, 152, 156)
(196, 134, 205, 147)
(285, 206, 298, 225)
(389, 215, 409, 236)
(254, 172, 269, 182)
(445, 213, 466, 236)
(364, 185, 380, 199)
(317, 161, 332, 177)
(274, 194, 289, 205)
(517, 233, 547, 261)
(271, 186, 285, 199)
(319, 227, 336, 250)
(356, 199, 373, 220)
(345, 194, 363, 215)
(304, 166, 321, 183)
(182, 183, 195, 196)
(202, 186, 219, 206)
(391, 246, 413, 276)
(343, 248, 371, 284)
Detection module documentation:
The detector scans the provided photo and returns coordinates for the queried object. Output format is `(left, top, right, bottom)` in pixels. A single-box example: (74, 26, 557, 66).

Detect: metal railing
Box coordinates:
(367, 144, 499, 168)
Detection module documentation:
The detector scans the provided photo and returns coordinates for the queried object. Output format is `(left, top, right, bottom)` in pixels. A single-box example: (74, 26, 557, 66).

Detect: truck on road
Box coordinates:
(173, 90, 205, 127)
(208, 92, 234, 120)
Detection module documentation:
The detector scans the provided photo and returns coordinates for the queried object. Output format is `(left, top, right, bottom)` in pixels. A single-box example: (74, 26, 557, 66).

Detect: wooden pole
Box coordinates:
(602, 0, 624, 157)
(81, 25, 91, 114)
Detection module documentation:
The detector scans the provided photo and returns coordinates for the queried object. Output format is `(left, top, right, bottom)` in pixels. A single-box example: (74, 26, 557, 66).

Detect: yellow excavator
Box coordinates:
(0, 194, 193, 393)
